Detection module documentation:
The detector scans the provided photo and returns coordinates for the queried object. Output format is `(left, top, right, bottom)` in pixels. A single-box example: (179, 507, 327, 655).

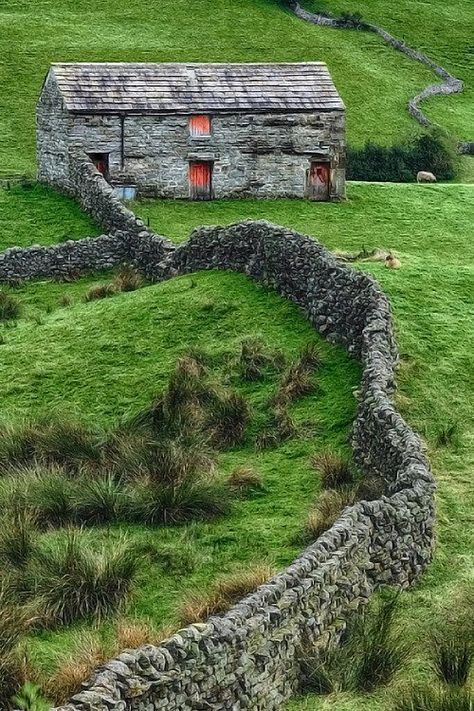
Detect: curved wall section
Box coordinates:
(2, 157, 435, 711)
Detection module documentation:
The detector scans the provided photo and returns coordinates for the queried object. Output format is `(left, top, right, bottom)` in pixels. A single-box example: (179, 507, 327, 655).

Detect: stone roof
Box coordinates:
(47, 62, 345, 114)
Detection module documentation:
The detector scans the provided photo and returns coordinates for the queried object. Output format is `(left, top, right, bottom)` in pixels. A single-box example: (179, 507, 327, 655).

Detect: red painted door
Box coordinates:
(189, 161, 212, 200)
(89, 153, 109, 179)
(307, 162, 330, 201)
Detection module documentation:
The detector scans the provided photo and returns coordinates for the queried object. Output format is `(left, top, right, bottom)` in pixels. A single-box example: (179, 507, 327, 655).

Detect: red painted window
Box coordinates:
(189, 115, 212, 137)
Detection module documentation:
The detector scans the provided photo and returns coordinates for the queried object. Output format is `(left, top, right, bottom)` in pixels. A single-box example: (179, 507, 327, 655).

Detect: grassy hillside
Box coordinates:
(131, 183, 473, 709)
(0, 183, 99, 250)
(1, 0, 465, 177)
(1, 272, 359, 682)
(305, 0, 473, 139)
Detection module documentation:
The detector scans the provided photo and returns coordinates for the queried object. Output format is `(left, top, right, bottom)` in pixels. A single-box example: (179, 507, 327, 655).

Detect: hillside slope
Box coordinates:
(0, 0, 462, 176)
(303, 0, 473, 140)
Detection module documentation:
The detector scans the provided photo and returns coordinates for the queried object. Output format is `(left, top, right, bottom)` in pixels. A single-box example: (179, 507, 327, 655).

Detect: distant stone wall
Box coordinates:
(0, 233, 128, 282)
(289, 2, 466, 142)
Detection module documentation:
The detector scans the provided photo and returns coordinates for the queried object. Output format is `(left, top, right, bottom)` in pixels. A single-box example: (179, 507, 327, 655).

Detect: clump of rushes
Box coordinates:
(228, 467, 263, 494)
(431, 633, 474, 686)
(0, 590, 29, 708)
(255, 403, 297, 450)
(273, 343, 322, 406)
(180, 564, 275, 625)
(300, 593, 408, 694)
(206, 390, 251, 448)
(0, 510, 37, 569)
(0, 418, 103, 472)
(32, 530, 139, 627)
(311, 451, 355, 490)
(303, 488, 356, 542)
(237, 337, 285, 381)
(435, 422, 461, 448)
(73, 474, 126, 525)
(113, 263, 142, 293)
(0, 290, 21, 322)
(393, 687, 474, 711)
(83, 283, 116, 302)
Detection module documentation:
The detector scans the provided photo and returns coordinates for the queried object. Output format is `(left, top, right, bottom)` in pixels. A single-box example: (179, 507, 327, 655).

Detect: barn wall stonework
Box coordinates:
(37, 84, 345, 199)
(36, 73, 71, 187)
(0, 157, 434, 710)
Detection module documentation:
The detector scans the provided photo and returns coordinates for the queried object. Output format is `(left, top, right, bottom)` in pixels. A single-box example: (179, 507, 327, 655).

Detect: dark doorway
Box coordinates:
(89, 153, 110, 180)
(307, 162, 330, 201)
(189, 161, 213, 200)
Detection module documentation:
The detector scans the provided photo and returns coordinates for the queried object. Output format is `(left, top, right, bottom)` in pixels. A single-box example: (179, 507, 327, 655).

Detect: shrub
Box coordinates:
(311, 451, 354, 489)
(180, 564, 274, 625)
(347, 129, 457, 182)
(33, 531, 139, 626)
(228, 467, 263, 494)
(83, 283, 116, 302)
(431, 634, 473, 686)
(113, 264, 142, 292)
(303, 488, 355, 541)
(0, 291, 21, 322)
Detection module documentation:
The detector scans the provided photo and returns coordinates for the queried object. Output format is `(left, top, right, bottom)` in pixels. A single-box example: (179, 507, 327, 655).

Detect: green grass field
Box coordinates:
(1, 0, 471, 178)
(0, 181, 473, 708)
(0, 0, 473, 705)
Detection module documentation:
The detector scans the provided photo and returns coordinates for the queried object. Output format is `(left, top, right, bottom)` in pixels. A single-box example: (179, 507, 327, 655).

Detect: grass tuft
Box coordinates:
(32, 530, 139, 627)
(228, 466, 263, 494)
(180, 564, 275, 625)
(83, 283, 117, 302)
(0, 291, 21, 322)
(431, 634, 473, 686)
(311, 450, 354, 490)
(303, 488, 356, 541)
(113, 264, 142, 293)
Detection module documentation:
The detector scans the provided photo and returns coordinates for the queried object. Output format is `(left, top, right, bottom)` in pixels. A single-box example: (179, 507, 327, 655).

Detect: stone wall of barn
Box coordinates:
(0, 157, 434, 710)
(37, 105, 346, 199)
(36, 72, 71, 187)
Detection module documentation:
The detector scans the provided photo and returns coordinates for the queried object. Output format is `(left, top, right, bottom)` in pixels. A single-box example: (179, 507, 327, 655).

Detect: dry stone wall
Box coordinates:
(288, 1, 467, 145)
(1, 158, 435, 710)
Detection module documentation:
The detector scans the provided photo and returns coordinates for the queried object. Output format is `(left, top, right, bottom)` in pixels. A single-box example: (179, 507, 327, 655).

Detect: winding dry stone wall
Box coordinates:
(2, 159, 435, 710)
(289, 1, 467, 145)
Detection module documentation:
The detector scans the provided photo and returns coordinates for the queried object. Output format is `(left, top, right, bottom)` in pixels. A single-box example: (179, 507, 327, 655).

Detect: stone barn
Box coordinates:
(37, 62, 346, 201)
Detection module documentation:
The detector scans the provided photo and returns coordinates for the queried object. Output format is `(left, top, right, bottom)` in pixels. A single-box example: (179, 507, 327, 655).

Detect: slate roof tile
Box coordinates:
(48, 62, 345, 114)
